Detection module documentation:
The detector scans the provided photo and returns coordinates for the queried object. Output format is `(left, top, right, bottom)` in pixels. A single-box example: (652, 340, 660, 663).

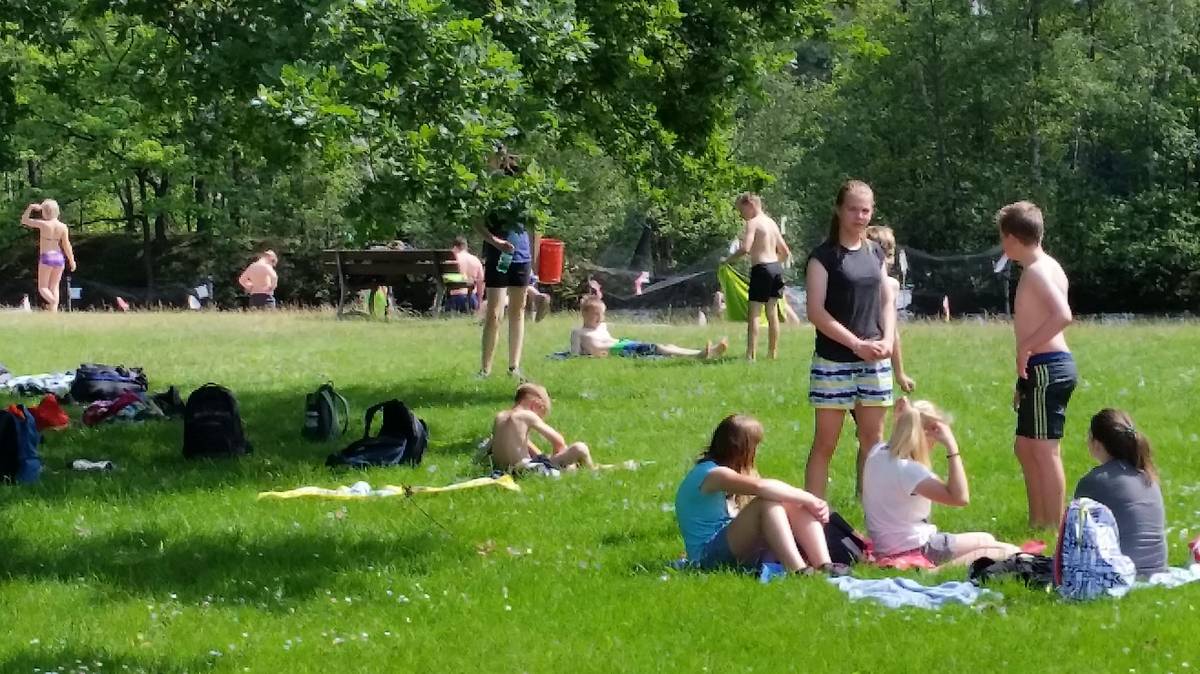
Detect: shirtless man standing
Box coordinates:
(998, 201, 1076, 529)
(488, 383, 595, 474)
(725, 193, 791, 360)
(239, 250, 279, 309)
(20, 200, 76, 312)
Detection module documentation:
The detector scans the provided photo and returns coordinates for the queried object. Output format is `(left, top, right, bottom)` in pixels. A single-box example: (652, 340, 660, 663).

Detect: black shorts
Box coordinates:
(748, 262, 785, 303)
(1016, 352, 1078, 440)
(249, 293, 276, 309)
(484, 256, 532, 289)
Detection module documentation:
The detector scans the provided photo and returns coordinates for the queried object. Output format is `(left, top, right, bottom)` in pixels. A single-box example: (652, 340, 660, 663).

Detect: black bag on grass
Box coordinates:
(302, 382, 350, 441)
(0, 405, 42, 484)
(823, 511, 868, 566)
(71, 363, 148, 402)
(326, 400, 427, 468)
(182, 384, 250, 459)
(969, 553, 1054, 589)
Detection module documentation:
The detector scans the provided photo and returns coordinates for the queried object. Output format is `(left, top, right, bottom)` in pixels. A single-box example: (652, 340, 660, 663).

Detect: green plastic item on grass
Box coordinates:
(718, 263, 785, 325)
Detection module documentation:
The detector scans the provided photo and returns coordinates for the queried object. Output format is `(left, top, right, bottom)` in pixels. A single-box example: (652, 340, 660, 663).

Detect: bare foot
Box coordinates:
(705, 338, 729, 360)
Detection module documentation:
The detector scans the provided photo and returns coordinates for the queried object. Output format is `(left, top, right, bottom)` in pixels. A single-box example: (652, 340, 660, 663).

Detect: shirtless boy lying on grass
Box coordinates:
(488, 383, 595, 474)
(570, 296, 729, 359)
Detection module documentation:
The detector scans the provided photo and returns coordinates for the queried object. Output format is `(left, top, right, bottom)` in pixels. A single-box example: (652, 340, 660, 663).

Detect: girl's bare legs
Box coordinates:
(805, 408, 846, 499)
(724, 497, 807, 572)
(783, 502, 832, 567)
(480, 287, 506, 374)
(943, 533, 1022, 567)
(506, 285, 528, 372)
(38, 263, 63, 311)
(852, 404, 888, 499)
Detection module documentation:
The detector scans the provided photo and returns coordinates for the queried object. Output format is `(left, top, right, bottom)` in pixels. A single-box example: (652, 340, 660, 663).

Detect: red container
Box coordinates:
(538, 238, 564, 285)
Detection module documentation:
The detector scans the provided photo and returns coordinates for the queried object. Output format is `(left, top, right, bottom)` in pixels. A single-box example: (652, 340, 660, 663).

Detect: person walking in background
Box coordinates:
(20, 199, 76, 312)
(239, 249, 279, 309)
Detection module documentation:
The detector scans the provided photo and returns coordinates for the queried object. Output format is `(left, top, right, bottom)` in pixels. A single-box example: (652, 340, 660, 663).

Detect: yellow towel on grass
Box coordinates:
(257, 474, 520, 501)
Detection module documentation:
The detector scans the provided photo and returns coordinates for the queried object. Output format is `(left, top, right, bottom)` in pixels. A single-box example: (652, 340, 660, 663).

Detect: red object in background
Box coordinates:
(1190, 534, 1200, 563)
(537, 238, 564, 285)
(29, 394, 69, 431)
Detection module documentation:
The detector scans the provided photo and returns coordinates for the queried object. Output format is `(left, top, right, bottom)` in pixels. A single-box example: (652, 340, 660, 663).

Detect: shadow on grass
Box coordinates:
(0, 525, 456, 609)
(0, 379, 514, 508)
(5, 646, 209, 674)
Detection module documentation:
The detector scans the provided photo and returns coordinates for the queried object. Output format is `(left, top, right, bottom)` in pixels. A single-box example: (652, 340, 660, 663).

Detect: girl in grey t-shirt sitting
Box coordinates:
(1075, 408, 1167, 577)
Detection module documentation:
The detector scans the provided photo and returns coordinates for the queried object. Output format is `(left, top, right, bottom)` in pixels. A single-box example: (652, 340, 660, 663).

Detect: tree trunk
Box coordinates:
(153, 173, 170, 242)
(1029, 0, 1043, 181)
(26, 159, 39, 187)
(137, 170, 155, 297)
(194, 177, 209, 234)
(118, 179, 137, 234)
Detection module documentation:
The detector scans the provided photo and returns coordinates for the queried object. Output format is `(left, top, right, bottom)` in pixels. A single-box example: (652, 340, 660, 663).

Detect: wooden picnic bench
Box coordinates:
(321, 249, 472, 318)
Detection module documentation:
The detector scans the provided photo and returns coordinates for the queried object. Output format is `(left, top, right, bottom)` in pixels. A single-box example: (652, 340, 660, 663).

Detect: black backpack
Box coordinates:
(823, 512, 869, 566)
(326, 400, 428, 469)
(302, 383, 350, 441)
(969, 553, 1054, 589)
(182, 384, 250, 459)
(71, 363, 148, 403)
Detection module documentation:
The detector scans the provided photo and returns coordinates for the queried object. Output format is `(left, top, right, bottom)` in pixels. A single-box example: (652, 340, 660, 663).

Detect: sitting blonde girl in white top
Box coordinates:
(862, 398, 1021, 567)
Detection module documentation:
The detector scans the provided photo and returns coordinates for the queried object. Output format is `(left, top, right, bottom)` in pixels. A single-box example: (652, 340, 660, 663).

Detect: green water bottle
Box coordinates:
(496, 233, 515, 273)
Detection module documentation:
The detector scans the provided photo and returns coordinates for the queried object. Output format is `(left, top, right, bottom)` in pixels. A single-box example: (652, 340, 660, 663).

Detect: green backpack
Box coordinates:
(302, 383, 350, 441)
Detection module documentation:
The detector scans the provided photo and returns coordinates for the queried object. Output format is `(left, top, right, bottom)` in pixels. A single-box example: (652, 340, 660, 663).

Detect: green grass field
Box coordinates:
(1, 312, 1198, 673)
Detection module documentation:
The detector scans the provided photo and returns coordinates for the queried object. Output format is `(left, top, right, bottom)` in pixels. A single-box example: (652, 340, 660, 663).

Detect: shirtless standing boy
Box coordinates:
(489, 383, 595, 474)
(239, 250, 279, 309)
(20, 200, 76, 312)
(998, 201, 1076, 529)
(725, 193, 791, 360)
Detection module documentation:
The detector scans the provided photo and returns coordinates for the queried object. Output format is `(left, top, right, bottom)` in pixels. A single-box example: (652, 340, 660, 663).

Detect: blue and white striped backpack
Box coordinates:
(1053, 498, 1136, 600)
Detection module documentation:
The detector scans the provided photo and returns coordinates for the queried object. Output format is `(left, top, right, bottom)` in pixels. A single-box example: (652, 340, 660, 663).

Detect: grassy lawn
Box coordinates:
(1, 311, 1198, 673)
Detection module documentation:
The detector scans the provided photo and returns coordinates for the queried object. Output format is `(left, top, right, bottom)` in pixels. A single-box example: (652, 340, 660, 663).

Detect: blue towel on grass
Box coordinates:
(828, 576, 1000, 610)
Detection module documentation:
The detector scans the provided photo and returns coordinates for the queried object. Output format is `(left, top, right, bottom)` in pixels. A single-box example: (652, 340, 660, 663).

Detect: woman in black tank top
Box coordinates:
(802, 181, 896, 501)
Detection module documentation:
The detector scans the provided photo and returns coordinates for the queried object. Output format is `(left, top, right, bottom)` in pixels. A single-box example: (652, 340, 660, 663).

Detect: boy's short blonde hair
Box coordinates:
(735, 192, 762, 208)
(996, 201, 1044, 246)
(580, 295, 605, 315)
(514, 383, 550, 407)
(865, 225, 896, 264)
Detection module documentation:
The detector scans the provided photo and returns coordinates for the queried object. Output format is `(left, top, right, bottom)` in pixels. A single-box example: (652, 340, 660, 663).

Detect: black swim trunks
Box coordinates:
(748, 262, 785, 303)
(1015, 351, 1078, 440)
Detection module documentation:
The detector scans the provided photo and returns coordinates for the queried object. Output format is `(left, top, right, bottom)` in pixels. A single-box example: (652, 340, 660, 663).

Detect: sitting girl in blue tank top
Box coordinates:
(674, 415, 849, 576)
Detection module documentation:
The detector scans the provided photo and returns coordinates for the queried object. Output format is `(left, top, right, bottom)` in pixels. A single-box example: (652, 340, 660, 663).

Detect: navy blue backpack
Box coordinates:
(326, 400, 428, 469)
(0, 405, 43, 484)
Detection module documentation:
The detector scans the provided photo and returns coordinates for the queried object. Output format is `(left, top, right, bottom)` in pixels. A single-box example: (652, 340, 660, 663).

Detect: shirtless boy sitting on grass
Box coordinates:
(489, 383, 595, 474)
(570, 296, 729, 360)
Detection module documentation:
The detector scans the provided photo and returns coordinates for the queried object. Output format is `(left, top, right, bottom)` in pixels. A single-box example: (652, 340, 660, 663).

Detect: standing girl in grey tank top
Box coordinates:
(803, 180, 897, 501)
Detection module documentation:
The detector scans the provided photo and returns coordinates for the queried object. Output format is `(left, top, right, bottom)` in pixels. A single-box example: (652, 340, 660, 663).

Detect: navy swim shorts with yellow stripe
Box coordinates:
(1015, 351, 1078, 440)
(808, 355, 894, 410)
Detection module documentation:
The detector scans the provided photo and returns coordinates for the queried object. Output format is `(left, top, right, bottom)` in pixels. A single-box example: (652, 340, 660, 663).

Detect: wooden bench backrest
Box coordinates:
(322, 249, 458, 278)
